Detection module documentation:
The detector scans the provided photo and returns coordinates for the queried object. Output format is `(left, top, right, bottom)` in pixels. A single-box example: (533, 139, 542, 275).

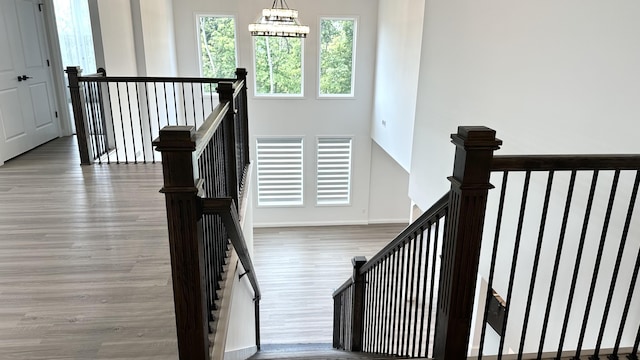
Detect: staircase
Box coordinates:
(247, 344, 410, 360)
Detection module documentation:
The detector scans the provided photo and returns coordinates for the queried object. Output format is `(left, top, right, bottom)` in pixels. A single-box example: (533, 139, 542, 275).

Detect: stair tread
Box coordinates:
(247, 344, 410, 360)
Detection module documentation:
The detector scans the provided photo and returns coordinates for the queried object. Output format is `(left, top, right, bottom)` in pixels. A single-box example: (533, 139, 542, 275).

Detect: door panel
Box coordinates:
(16, 0, 45, 69)
(30, 83, 53, 129)
(0, 89, 25, 140)
(0, 0, 59, 163)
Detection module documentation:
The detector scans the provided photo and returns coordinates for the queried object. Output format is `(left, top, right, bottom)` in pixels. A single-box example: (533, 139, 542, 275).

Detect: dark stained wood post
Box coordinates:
(217, 82, 239, 203)
(351, 256, 367, 351)
(433, 126, 502, 359)
(154, 126, 210, 360)
(66, 66, 92, 165)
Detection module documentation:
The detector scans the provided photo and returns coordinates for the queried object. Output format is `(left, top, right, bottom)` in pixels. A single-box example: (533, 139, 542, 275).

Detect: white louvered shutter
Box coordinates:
(256, 138, 303, 206)
(316, 137, 352, 205)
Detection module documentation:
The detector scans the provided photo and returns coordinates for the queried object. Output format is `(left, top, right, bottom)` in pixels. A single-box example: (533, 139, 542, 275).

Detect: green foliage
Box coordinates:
(320, 19, 355, 95)
(254, 36, 303, 95)
(199, 16, 237, 78)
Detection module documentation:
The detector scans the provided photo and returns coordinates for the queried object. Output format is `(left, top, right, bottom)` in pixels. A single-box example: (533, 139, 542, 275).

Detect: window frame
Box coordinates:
(195, 13, 239, 79)
(317, 16, 358, 99)
(315, 136, 354, 207)
(252, 36, 305, 99)
(255, 136, 305, 208)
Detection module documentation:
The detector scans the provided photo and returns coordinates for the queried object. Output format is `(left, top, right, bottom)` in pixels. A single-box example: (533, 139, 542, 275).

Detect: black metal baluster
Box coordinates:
(427, 219, 441, 357)
(418, 223, 432, 357)
(135, 82, 146, 163)
(374, 263, 383, 353)
(125, 82, 137, 163)
(411, 229, 425, 357)
(190, 83, 196, 127)
(382, 253, 393, 354)
(613, 180, 640, 359)
(598, 171, 640, 358)
(518, 171, 555, 357)
(478, 171, 509, 359)
(89, 82, 106, 163)
(556, 171, 600, 359)
(83, 82, 100, 163)
(105, 83, 118, 163)
(398, 240, 410, 355)
(405, 234, 418, 356)
(391, 247, 401, 355)
(537, 171, 576, 357)
(498, 170, 531, 360)
(575, 170, 620, 359)
(115, 83, 128, 163)
(181, 82, 187, 125)
(395, 244, 406, 355)
(144, 82, 154, 163)
(200, 83, 206, 124)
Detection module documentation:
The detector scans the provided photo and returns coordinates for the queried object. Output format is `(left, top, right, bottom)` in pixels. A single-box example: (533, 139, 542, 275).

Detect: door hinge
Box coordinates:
(46, 59, 50, 67)
(55, 111, 58, 118)
(38, 3, 43, 11)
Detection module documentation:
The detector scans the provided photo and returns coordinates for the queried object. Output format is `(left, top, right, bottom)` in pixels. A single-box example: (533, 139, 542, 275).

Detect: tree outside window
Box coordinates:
(254, 36, 303, 96)
(319, 18, 356, 97)
(198, 16, 237, 78)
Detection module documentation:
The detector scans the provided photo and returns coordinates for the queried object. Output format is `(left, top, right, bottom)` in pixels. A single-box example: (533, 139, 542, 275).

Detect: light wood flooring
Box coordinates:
(254, 224, 407, 345)
(0, 137, 177, 359)
(0, 137, 409, 358)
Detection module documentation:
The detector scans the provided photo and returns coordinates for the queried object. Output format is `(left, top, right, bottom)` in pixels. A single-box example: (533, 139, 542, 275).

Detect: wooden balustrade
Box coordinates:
(154, 71, 259, 360)
(334, 126, 640, 360)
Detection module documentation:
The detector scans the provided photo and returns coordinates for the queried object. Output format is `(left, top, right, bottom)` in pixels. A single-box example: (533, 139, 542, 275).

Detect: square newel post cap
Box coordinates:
(451, 126, 502, 150)
(153, 126, 196, 152)
(352, 256, 367, 268)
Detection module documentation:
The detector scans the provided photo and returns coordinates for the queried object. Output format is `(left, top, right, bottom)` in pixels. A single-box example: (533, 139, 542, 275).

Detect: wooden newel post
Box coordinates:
(351, 256, 367, 351)
(66, 66, 92, 165)
(235, 68, 250, 167)
(154, 126, 210, 360)
(433, 126, 502, 359)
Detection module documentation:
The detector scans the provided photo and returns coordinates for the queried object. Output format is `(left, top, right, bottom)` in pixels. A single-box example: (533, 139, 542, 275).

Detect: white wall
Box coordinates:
(138, 0, 178, 76)
(409, 0, 640, 209)
(368, 141, 411, 224)
(370, 0, 425, 172)
(409, 0, 640, 354)
(96, 0, 137, 75)
(172, 0, 411, 226)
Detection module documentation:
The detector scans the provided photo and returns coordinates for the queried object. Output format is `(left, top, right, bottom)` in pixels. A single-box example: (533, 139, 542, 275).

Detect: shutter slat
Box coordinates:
(257, 138, 303, 206)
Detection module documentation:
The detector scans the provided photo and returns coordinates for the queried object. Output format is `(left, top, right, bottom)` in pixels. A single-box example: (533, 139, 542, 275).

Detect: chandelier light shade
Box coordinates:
(249, 0, 309, 38)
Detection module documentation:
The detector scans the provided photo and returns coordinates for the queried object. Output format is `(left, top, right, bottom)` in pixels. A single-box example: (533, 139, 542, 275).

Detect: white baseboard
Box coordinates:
(367, 218, 410, 225)
(224, 345, 257, 360)
(254, 219, 369, 228)
(254, 219, 409, 228)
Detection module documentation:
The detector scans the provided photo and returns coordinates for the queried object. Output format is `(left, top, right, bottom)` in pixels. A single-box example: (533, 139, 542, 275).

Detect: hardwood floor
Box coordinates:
(0, 137, 409, 358)
(254, 223, 407, 345)
(0, 137, 177, 359)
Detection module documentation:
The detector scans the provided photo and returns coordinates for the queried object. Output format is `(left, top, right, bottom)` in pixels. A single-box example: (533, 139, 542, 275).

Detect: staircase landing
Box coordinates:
(248, 344, 408, 360)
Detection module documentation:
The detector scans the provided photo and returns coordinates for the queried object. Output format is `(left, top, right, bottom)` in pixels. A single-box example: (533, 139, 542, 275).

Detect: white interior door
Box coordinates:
(0, 0, 59, 164)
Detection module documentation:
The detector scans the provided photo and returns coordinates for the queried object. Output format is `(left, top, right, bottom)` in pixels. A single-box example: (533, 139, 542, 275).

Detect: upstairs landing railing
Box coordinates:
(334, 126, 640, 360)
(67, 67, 249, 166)
(153, 75, 259, 360)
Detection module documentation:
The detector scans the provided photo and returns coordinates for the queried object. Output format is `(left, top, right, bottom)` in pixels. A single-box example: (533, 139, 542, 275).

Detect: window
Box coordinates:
(319, 18, 357, 97)
(198, 15, 237, 78)
(254, 36, 303, 96)
(256, 138, 304, 206)
(316, 137, 353, 205)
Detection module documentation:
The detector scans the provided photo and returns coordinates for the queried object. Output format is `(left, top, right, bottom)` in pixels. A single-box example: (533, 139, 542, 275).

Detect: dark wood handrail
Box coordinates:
(201, 197, 261, 301)
(491, 154, 640, 171)
(333, 278, 353, 297)
(193, 102, 229, 159)
(359, 192, 450, 275)
(77, 75, 234, 83)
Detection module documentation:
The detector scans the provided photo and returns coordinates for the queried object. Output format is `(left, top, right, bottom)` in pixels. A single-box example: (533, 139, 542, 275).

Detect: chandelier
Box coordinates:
(248, 0, 309, 38)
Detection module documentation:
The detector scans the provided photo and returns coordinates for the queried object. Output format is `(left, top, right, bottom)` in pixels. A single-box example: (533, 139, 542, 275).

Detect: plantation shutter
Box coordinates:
(256, 138, 303, 206)
(316, 137, 352, 205)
